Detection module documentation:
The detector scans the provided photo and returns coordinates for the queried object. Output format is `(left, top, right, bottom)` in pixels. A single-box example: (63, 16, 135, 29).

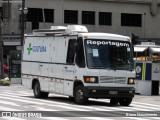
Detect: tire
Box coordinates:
(74, 85, 88, 105)
(118, 98, 132, 106)
(110, 98, 118, 105)
(33, 81, 49, 98)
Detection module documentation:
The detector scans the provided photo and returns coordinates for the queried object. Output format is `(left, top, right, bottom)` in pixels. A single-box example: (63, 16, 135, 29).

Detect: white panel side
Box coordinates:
(30, 62, 40, 76)
(21, 61, 31, 75)
(64, 80, 74, 96)
(40, 77, 49, 91)
(41, 37, 51, 62)
(55, 36, 68, 63)
(30, 37, 43, 62)
(23, 37, 32, 61)
(22, 75, 32, 89)
(49, 37, 56, 78)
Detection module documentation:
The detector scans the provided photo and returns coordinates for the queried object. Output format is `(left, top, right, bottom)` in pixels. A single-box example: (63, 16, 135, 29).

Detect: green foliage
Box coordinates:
(0, 80, 3, 85)
(0, 77, 11, 86)
(3, 80, 11, 86)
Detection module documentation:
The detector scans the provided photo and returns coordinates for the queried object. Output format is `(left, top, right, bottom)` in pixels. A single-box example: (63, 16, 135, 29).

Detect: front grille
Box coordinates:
(100, 76, 113, 83)
(100, 76, 126, 84)
(114, 77, 126, 84)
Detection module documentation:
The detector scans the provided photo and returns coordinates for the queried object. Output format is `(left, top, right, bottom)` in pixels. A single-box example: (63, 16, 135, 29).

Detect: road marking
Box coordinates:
(81, 117, 113, 120)
(90, 98, 160, 111)
(1, 91, 160, 113)
(0, 92, 116, 111)
(0, 93, 90, 111)
(43, 117, 69, 120)
(125, 117, 151, 120)
(2, 117, 26, 120)
(2, 92, 110, 111)
(149, 117, 160, 120)
(131, 104, 160, 110)
(0, 100, 20, 107)
(98, 105, 150, 111)
(0, 105, 22, 111)
(0, 95, 43, 105)
(31, 106, 58, 111)
(132, 101, 160, 108)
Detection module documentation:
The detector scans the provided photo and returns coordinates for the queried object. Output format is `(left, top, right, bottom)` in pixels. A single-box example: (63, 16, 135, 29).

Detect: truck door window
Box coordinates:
(76, 37, 86, 68)
(66, 39, 76, 64)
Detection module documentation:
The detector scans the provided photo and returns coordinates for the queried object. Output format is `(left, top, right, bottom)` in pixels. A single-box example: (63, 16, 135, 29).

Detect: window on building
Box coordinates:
(44, 9, 54, 23)
(27, 8, 54, 30)
(121, 13, 142, 27)
(27, 8, 43, 22)
(0, 7, 3, 20)
(32, 22, 39, 30)
(66, 39, 76, 64)
(99, 12, 112, 25)
(64, 10, 78, 24)
(2, 2, 11, 18)
(82, 11, 95, 25)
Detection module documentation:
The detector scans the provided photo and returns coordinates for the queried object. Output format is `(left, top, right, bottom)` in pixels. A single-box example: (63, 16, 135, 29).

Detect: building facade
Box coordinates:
(1, 0, 160, 63)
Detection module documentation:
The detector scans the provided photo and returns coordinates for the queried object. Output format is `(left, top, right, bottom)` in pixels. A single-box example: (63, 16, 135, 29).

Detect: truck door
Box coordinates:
(63, 38, 77, 96)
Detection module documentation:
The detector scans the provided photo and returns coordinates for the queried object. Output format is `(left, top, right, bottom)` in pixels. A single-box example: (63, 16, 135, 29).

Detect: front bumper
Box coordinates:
(83, 86, 135, 98)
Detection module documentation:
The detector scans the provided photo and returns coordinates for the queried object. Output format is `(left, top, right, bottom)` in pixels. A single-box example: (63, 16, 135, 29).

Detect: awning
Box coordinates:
(150, 47, 160, 53)
(3, 41, 21, 46)
(134, 46, 148, 52)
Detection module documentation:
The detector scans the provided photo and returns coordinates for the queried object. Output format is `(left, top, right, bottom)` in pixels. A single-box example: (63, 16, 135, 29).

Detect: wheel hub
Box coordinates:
(76, 90, 83, 101)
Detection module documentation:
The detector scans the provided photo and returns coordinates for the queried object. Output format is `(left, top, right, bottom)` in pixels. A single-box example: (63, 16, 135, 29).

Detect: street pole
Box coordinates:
(61, 0, 64, 25)
(0, 12, 3, 79)
(21, 0, 25, 46)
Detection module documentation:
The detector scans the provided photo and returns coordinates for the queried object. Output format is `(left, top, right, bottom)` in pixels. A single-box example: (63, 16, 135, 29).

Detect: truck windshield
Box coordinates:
(84, 39, 134, 71)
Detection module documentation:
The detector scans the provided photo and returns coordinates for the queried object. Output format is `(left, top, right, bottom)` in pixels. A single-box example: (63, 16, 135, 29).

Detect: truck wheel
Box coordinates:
(110, 98, 118, 105)
(33, 81, 49, 98)
(118, 98, 132, 106)
(74, 85, 88, 105)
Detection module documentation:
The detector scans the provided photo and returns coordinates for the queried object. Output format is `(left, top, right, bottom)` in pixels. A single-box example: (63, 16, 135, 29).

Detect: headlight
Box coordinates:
(84, 76, 98, 83)
(128, 78, 136, 84)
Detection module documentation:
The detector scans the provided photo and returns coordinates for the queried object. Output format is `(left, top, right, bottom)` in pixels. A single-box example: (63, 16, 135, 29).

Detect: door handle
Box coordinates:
(64, 66, 68, 69)
(40, 64, 43, 67)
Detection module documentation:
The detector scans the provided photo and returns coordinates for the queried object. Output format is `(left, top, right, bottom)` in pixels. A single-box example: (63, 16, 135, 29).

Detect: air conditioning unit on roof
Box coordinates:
(66, 25, 88, 34)
(50, 26, 67, 30)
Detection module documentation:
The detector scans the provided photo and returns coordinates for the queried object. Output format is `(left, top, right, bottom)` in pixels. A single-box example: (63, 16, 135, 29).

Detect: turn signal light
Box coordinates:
(84, 76, 98, 83)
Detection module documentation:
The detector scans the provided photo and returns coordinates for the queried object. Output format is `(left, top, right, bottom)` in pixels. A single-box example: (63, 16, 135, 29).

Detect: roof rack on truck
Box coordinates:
(32, 25, 88, 36)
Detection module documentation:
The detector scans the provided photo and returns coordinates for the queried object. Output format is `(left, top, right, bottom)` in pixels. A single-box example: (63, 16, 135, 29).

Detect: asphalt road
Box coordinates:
(0, 85, 160, 120)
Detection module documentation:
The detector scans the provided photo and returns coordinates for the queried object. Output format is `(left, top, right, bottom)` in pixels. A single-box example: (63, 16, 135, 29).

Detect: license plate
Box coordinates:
(109, 91, 118, 95)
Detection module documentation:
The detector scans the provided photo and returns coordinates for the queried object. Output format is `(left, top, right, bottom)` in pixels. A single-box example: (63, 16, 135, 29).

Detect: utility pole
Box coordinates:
(61, 0, 64, 25)
(21, 0, 25, 46)
(0, 11, 3, 79)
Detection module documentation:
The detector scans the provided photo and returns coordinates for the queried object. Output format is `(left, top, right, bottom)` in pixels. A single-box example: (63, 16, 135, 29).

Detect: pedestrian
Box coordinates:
(3, 63, 7, 77)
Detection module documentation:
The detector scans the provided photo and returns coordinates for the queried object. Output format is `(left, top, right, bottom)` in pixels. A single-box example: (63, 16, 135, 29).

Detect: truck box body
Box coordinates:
(22, 25, 135, 105)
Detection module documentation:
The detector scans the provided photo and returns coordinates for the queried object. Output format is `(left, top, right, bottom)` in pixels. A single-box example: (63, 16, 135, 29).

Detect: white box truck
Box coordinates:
(22, 25, 135, 106)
